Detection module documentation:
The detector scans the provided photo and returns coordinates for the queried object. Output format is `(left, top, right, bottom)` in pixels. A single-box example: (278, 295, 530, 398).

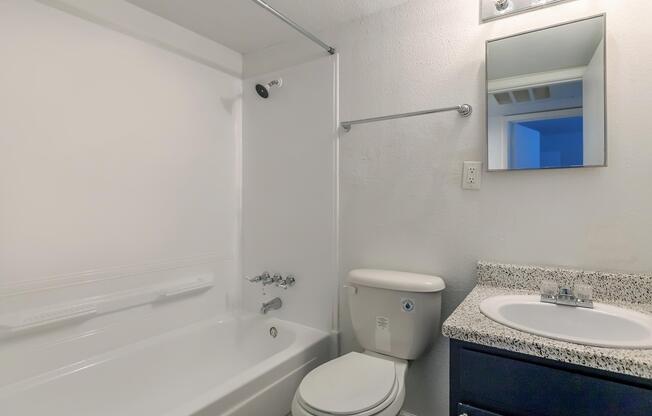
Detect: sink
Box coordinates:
(480, 295, 652, 349)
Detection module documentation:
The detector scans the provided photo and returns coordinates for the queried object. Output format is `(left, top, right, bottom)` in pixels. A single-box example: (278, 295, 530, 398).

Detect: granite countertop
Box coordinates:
(442, 262, 652, 379)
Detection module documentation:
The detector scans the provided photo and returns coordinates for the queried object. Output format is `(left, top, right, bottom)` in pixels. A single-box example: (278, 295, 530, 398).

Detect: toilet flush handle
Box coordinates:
(343, 284, 358, 295)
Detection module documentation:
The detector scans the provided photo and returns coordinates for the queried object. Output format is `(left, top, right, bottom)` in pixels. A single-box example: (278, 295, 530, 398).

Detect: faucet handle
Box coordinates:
(540, 280, 558, 297)
(245, 271, 270, 283)
(574, 283, 593, 302)
(277, 275, 296, 290)
(262, 273, 279, 286)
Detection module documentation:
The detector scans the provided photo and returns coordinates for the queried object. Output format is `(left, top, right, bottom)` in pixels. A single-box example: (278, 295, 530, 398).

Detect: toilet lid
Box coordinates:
(298, 352, 397, 415)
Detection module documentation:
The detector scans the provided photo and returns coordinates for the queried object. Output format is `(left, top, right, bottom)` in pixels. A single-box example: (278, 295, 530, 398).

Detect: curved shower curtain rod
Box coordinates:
(250, 0, 336, 55)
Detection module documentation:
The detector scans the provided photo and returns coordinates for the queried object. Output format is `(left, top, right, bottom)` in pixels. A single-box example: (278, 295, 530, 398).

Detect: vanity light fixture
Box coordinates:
(481, 0, 580, 22)
(495, 0, 512, 12)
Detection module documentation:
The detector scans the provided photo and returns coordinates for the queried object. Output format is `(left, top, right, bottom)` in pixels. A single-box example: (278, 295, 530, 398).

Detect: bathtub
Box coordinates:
(0, 315, 331, 416)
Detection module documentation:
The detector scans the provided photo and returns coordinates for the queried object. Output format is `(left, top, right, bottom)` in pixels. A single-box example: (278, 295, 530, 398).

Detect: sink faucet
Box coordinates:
(540, 281, 593, 308)
(261, 297, 282, 314)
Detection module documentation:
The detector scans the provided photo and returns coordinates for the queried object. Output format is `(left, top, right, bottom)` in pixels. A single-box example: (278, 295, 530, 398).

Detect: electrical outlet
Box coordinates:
(462, 161, 482, 190)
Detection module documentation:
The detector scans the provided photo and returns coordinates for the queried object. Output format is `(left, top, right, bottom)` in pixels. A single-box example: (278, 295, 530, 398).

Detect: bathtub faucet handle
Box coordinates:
(276, 275, 296, 290)
(245, 271, 270, 284)
(262, 273, 281, 286)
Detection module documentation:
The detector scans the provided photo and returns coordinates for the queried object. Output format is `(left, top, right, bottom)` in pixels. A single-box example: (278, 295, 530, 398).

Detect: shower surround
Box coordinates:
(0, 1, 337, 415)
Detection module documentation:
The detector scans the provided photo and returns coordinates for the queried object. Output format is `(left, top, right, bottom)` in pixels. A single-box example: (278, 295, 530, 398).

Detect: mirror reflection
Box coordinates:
(487, 16, 606, 171)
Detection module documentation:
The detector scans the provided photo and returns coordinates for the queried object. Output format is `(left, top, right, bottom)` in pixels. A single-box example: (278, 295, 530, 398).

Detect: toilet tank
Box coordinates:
(347, 269, 445, 360)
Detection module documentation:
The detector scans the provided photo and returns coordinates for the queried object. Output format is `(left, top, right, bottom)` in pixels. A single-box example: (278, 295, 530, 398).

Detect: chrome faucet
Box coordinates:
(276, 275, 296, 290)
(261, 297, 282, 314)
(264, 273, 282, 286)
(540, 281, 594, 308)
(246, 271, 270, 283)
(246, 272, 297, 289)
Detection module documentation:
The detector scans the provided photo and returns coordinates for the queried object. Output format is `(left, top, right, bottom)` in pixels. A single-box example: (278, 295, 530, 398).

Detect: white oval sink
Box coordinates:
(480, 295, 652, 349)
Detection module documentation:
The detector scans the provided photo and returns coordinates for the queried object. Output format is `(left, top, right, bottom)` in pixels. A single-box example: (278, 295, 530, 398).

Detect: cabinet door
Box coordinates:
(457, 347, 652, 415)
(457, 403, 504, 416)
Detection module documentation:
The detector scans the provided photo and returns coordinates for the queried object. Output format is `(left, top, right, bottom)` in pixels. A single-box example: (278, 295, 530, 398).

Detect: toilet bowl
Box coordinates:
(291, 352, 407, 416)
(291, 269, 445, 416)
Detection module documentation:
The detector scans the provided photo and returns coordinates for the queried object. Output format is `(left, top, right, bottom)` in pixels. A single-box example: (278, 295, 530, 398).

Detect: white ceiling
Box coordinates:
(126, 0, 409, 54)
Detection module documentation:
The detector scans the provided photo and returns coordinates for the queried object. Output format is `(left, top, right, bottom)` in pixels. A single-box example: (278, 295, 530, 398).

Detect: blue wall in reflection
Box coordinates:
(509, 116, 583, 169)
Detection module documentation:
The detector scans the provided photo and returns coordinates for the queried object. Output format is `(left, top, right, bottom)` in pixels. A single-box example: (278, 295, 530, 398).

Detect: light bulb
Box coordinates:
(495, 0, 512, 12)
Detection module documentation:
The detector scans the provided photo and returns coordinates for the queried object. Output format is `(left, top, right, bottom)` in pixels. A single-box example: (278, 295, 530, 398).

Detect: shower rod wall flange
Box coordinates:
(250, 0, 335, 55)
(341, 104, 473, 132)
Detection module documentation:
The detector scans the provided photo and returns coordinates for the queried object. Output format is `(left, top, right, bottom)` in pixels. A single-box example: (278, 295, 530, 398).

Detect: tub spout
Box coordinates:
(261, 297, 282, 314)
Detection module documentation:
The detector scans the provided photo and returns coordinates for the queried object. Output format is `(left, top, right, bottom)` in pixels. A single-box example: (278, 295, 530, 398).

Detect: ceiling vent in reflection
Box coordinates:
(493, 92, 513, 105)
(532, 86, 551, 100)
(512, 89, 531, 102)
(493, 85, 553, 105)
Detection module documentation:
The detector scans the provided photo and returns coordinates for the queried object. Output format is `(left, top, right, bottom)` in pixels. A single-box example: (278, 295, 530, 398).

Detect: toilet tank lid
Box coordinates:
(348, 269, 445, 293)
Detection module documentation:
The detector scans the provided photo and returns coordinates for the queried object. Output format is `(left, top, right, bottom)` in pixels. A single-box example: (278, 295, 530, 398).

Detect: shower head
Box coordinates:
(255, 79, 283, 99)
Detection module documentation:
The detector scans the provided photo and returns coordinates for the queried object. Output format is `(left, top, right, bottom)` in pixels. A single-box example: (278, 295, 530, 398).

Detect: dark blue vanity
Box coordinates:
(449, 340, 652, 416)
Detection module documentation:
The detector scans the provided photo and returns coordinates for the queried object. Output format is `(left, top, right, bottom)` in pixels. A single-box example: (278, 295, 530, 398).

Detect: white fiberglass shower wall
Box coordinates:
(242, 55, 339, 335)
(0, 2, 338, 413)
(0, 0, 242, 395)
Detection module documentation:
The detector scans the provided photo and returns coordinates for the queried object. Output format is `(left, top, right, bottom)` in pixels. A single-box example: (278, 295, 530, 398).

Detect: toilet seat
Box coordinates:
(292, 352, 407, 416)
(297, 380, 399, 416)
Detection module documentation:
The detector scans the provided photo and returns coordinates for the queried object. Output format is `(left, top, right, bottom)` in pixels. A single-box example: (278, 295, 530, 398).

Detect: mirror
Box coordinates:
(486, 15, 606, 171)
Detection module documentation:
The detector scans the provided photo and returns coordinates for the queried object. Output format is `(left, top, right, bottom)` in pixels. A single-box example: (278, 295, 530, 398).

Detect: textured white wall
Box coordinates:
(242, 56, 338, 333)
(245, 1, 652, 414)
(0, 0, 242, 377)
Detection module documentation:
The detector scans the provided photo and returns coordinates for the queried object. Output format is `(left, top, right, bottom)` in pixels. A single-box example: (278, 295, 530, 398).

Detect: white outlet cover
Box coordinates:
(463, 161, 482, 190)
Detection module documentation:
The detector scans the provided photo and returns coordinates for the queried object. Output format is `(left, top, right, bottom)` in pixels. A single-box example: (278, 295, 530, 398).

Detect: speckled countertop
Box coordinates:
(442, 262, 652, 379)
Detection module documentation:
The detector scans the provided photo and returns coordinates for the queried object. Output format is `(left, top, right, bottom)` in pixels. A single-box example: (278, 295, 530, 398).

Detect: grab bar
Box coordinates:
(0, 304, 97, 334)
(0, 274, 214, 337)
(156, 277, 214, 301)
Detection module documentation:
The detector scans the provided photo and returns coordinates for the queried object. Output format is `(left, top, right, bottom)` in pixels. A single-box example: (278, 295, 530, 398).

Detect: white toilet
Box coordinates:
(292, 269, 445, 416)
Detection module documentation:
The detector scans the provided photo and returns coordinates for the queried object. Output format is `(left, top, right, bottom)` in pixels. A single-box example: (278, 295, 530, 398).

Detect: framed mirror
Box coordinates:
(486, 15, 606, 171)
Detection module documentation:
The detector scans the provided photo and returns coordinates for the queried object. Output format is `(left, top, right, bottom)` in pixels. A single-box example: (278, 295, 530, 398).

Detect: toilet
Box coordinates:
(292, 269, 445, 416)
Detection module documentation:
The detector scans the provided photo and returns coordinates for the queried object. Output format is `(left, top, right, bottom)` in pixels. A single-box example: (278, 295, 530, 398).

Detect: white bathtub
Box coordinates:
(0, 315, 330, 416)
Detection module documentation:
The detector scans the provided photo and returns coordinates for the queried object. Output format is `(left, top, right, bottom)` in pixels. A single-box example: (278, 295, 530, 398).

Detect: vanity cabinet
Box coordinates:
(449, 340, 652, 416)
